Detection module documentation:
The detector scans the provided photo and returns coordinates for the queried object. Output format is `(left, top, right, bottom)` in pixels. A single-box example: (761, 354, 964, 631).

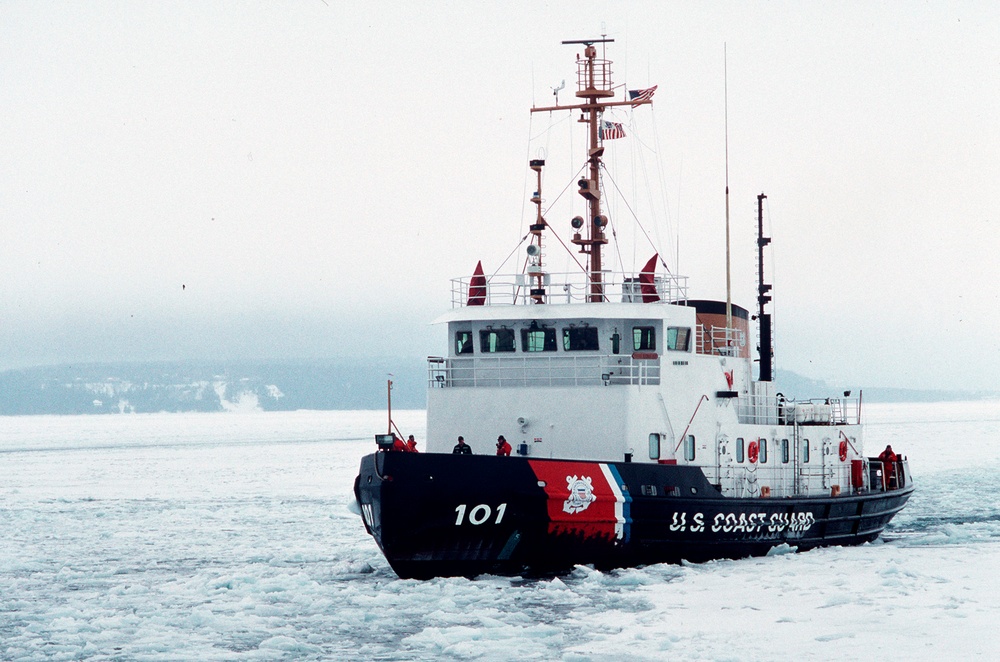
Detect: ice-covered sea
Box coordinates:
(2, 401, 999, 660)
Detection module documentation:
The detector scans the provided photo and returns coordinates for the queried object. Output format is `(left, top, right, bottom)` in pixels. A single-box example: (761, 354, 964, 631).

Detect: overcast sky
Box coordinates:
(2, 2, 998, 391)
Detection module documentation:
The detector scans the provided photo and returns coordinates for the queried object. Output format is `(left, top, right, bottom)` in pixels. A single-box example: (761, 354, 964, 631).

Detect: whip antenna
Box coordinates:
(724, 44, 733, 331)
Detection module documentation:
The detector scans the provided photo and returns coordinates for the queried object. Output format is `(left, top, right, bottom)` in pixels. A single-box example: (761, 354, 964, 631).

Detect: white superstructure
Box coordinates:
(425, 270, 865, 500)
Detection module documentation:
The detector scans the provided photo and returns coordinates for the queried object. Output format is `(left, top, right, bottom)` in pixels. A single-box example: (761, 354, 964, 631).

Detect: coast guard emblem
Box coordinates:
(563, 475, 597, 514)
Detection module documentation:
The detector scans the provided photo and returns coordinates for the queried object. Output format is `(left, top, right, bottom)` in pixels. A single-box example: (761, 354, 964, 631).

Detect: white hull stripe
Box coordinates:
(600, 463, 632, 542)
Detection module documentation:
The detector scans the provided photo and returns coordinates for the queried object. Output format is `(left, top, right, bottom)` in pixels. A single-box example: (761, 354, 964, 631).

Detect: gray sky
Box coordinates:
(2, 2, 998, 391)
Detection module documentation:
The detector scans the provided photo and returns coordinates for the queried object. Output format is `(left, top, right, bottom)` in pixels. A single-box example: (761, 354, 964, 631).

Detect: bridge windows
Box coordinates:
(480, 329, 516, 353)
(521, 327, 557, 352)
(633, 326, 656, 351)
(563, 326, 600, 351)
(455, 330, 474, 355)
(781, 438, 790, 464)
(667, 327, 691, 352)
(736, 437, 745, 463)
(454, 320, 676, 356)
(759, 438, 768, 463)
(802, 439, 810, 463)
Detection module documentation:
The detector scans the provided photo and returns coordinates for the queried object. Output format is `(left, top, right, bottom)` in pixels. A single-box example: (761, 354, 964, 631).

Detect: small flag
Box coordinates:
(600, 120, 626, 140)
(628, 85, 658, 107)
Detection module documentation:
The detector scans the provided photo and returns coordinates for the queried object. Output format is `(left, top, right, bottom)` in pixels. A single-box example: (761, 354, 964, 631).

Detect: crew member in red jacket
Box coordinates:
(405, 435, 419, 453)
(496, 435, 512, 457)
(878, 445, 897, 489)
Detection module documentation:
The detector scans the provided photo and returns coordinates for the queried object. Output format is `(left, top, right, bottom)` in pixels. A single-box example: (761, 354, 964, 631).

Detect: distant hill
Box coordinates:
(0, 361, 991, 415)
(0, 358, 427, 415)
(774, 369, 992, 404)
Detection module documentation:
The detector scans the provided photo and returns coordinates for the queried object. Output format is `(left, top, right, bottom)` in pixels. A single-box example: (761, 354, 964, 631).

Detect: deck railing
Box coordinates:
(428, 354, 661, 388)
(696, 324, 747, 357)
(450, 270, 689, 307)
(736, 395, 862, 426)
(868, 458, 908, 491)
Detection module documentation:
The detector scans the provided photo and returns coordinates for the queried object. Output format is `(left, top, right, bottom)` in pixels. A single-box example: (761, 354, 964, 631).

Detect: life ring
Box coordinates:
(838, 440, 848, 462)
(747, 440, 760, 464)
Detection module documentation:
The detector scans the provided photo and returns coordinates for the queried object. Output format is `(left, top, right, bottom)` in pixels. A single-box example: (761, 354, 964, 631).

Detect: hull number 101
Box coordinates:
(455, 503, 507, 526)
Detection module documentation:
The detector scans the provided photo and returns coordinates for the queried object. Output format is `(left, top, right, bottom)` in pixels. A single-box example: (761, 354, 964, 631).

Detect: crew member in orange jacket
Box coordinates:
(878, 444, 897, 489)
(406, 435, 419, 452)
(496, 435, 512, 456)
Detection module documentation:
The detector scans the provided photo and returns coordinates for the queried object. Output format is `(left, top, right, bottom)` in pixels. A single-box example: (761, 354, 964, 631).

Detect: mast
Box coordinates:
(756, 193, 773, 382)
(528, 159, 546, 303)
(724, 44, 733, 330)
(530, 39, 653, 303)
(569, 39, 611, 302)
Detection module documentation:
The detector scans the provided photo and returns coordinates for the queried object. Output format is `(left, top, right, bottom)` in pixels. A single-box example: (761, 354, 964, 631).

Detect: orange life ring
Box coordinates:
(747, 440, 760, 464)
(838, 440, 848, 462)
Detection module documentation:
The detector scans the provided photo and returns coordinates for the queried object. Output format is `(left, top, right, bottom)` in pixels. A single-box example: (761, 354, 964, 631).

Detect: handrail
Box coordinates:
(735, 395, 861, 426)
(868, 457, 907, 491)
(696, 324, 747, 356)
(428, 354, 661, 388)
(450, 270, 689, 307)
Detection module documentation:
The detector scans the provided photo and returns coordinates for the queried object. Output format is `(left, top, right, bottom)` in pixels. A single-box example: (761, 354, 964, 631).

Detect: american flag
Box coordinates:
(600, 120, 626, 140)
(628, 84, 658, 107)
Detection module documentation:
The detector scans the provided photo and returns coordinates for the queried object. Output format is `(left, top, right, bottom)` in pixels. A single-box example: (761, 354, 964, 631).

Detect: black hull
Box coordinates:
(355, 451, 913, 580)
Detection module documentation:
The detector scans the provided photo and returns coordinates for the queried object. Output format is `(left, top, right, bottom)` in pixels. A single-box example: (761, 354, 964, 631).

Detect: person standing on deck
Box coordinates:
(496, 435, 512, 456)
(406, 435, 418, 452)
(453, 436, 473, 454)
(878, 445, 898, 489)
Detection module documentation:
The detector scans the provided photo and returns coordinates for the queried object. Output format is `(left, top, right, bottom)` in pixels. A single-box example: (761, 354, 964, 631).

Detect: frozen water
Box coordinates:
(2, 403, 999, 660)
